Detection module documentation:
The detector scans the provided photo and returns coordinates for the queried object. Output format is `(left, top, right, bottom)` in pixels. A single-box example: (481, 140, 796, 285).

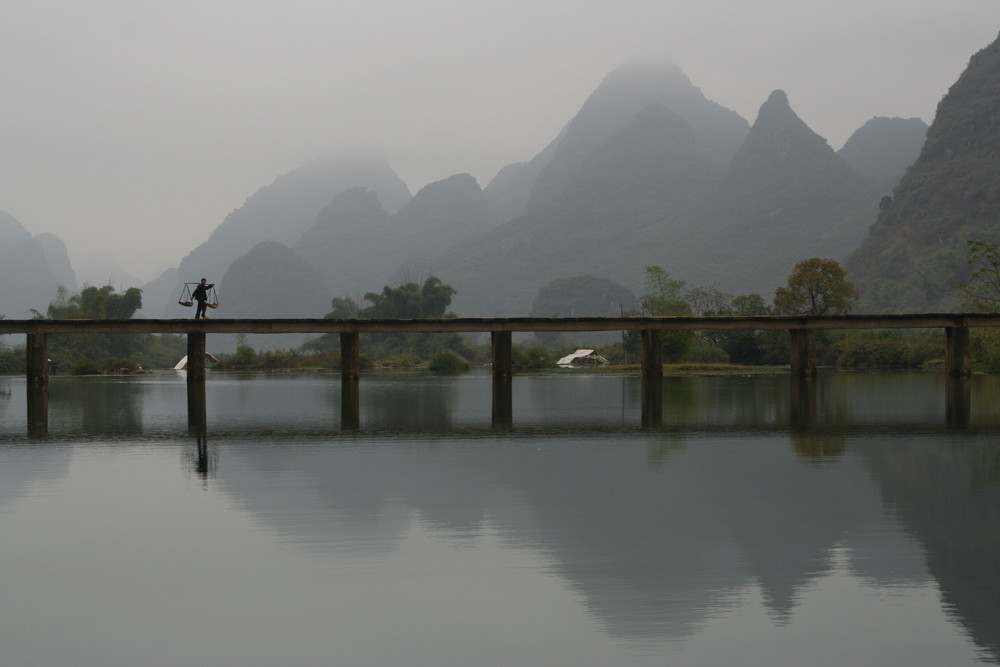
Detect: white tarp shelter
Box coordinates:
(557, 349, 610, 367)
(173, 353, 219, 370)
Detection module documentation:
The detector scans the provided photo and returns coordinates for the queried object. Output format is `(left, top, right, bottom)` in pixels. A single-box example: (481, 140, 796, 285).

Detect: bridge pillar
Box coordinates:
(339, 332, 361, 429)
(640, 330, 663, 427)
(186, 333, 206, 430)
(789, 329, 816, 377)
(492, 331, 513, 428)
(340, 332, 360, 381)
(26, 333, 49, 437)
(945, 326, 971, 376)
(186, 333, 206, 382)
(26, 333, 49, 392)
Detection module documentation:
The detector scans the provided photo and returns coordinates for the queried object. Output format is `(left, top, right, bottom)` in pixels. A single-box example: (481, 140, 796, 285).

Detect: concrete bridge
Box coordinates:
(4, 312, 997, 434)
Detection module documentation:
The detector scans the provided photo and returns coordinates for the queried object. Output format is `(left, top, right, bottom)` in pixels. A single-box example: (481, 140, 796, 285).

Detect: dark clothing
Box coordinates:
(193, 283, 214, 319)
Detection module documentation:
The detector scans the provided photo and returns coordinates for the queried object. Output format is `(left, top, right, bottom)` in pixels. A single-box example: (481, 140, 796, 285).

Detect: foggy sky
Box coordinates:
(2, 1, 999, 283)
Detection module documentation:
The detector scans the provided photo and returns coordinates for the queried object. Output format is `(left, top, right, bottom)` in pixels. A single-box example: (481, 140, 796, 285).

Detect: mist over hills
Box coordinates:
(429, 86, 891, 315)
(293, 173, 499, 299)
(522, 61, 749, 215)
(660, 89, 886, 296)
(142, 157, 413, 319)
(7, 34, 998, 324)
(0, 209, 68, 318)
(837, 116, 928, 180)
(127, 57, 942, 322)
(214, 239, 334, 350)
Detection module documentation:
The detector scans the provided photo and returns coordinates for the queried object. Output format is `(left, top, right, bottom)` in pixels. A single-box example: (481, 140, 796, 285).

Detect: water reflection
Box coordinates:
(207, 431, 998, 662)
(3, 370, 999, 438)
(0, 372, 998, 665)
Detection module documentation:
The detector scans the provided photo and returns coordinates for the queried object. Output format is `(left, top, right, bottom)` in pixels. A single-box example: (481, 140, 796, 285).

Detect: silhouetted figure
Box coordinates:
(192, 278, 214, 319)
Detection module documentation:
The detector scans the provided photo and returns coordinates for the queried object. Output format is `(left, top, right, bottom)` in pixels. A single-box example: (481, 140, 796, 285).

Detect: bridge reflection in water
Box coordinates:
(4, 313, 994, 436)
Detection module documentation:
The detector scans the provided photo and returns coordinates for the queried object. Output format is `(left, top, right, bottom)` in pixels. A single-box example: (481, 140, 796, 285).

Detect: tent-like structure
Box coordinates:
(556, 349, 610, 367)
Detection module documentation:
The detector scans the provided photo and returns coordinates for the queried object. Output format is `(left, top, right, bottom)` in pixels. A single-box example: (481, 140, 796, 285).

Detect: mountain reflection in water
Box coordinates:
(0, 371, 997, 666)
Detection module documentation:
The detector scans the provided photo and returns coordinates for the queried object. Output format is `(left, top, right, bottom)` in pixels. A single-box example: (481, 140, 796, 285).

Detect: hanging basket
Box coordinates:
(178, 283, 194, 307)
(177, 283, 219, 309)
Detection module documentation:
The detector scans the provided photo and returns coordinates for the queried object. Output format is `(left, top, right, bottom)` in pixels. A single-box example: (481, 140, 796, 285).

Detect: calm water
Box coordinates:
(0, 370, 998, 666)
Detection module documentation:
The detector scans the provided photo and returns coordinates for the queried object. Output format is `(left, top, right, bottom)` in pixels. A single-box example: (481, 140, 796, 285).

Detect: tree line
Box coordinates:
(7, 241, 1000, 374)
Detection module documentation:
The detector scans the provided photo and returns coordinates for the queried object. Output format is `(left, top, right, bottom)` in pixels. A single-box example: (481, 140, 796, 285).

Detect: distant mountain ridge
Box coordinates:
(837, 116, 928, 180)
(0, 209, 73, 318)
(142, 157, 413, 318)
(427, 85, 887, 315)
(522, 60, 749, 215)
(125, 54, 951, 327)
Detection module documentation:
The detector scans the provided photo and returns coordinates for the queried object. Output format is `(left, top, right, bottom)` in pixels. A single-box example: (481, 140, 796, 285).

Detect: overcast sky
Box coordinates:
(2, 1, 999, 283)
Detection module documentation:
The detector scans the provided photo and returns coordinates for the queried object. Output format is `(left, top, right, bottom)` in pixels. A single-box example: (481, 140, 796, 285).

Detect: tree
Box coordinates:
(36, 285, 143, 320)
(325, 296, 360, 319)
(773, 258, 858, 316)
(639, 266, 689, 316)
(361, 276, 455, 319)
(31, 285, 184, 372)
(684, 285, 733, 316)
(307, 276, 464, 362)
(625, 266, 694, 362)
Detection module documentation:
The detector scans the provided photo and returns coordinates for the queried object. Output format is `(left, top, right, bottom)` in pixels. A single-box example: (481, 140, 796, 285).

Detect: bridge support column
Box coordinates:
(641, 330, 663, 427)
(340, 332, 360, 381)
(187, 333, 206, 382)
(26, 333, 49, 437)
(492, 331, 513, 429)
(789, 329, 816, 377)
(339, 331, 361, 429)
(945, 326, 971, 376)
(186, 333, 206, 431)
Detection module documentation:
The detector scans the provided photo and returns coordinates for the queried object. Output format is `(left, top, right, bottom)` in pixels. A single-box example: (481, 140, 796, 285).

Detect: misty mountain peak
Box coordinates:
(727, 89, 862, 195)
(838, 116, 928, 179)
(0, 208, 32, 248)
(763, 88, 790, 107)
(311, 187, 390, 233)
(394, 173, 497, 236)
(752, 89, 806, 135)
(526, 60, 749, 212)
(597, 59, 693, 98)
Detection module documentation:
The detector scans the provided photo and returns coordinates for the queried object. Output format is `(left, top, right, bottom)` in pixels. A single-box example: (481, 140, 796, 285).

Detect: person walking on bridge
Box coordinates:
(192, 278, 215, 319)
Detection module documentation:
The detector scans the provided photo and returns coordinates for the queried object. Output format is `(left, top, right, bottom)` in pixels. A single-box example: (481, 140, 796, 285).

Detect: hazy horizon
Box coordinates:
(2, 1, 999, 284)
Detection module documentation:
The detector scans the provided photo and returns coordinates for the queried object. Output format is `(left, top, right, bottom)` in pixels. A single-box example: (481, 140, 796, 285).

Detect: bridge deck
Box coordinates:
(2, 313, 1000, 335)
(10, 314, 988, 435)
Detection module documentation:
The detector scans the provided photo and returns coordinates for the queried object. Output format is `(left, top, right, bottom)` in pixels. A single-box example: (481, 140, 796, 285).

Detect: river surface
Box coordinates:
(1, 370, 998, 666)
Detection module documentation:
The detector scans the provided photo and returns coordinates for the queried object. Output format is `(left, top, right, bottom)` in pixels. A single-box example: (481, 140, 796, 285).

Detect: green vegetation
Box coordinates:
(773, 258, 859, 316)
(428, 349, 470, 374)
(304, 276, 468, 363)
(243, 261, 957, 374)
(28, 285, 186, 374)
